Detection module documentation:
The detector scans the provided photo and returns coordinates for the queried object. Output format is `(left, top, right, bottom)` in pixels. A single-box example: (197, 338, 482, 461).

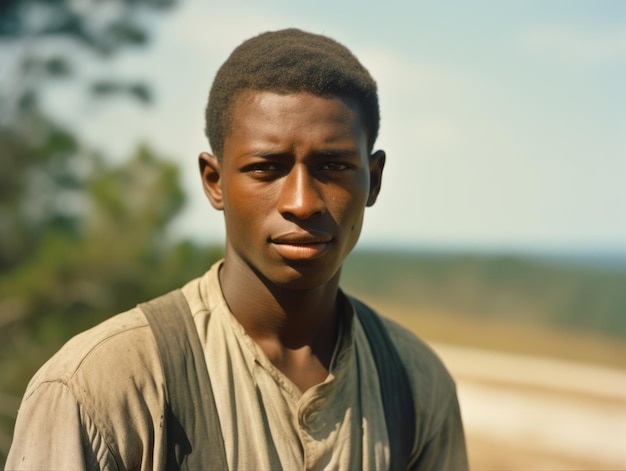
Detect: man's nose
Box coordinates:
(277, 165, 325, 220)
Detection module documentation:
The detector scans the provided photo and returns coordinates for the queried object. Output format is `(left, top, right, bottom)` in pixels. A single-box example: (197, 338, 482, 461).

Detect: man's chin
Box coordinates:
(262, 263, 341, 291)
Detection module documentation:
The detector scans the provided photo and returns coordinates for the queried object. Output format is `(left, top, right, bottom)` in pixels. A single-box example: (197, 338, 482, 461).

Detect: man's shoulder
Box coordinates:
(25, 306, 161, 402)
(350, 298, 461, 443)
(352, 299, 457, 399)
(381, 315, 453, 380)
(14, 304, 173, 467)
(25, 268, 216, 399)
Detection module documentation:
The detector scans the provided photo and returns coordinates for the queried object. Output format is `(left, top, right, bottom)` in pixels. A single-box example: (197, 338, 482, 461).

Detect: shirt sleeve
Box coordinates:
(410, 389, 469, 471)
(6, 381, 118, 471)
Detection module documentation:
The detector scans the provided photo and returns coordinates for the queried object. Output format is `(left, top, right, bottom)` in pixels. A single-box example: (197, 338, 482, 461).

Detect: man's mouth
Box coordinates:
(270, 232, 332, 260)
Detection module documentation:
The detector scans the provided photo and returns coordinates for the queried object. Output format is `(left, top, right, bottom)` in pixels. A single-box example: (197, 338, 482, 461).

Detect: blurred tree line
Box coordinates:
(343, 250, 626, 337)
(0, 0, 222, 460)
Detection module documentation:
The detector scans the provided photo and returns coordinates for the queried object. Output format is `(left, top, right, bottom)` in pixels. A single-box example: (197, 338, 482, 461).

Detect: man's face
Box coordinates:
(201, 90, 384, 290)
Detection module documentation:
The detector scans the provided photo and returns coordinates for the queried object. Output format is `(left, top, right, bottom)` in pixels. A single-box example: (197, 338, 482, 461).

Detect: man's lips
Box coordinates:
(271, 232, 332, 245)
(270, 232, 332, 260)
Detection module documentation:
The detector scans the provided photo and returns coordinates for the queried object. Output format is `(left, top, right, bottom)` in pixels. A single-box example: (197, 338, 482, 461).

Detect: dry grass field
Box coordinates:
(362, 296, 626, 470)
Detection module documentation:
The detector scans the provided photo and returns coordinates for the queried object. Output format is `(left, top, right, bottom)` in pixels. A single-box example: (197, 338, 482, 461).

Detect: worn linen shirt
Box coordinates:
(7, 261, 468, 470)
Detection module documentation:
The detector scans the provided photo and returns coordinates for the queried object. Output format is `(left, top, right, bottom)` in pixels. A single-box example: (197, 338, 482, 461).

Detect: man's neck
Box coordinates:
(218, 257, 342, 391)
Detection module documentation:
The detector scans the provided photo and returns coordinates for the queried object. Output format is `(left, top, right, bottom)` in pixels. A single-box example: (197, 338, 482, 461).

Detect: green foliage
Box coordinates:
(0, 0, 176, 53)
(0, 112, 83, 271)
(0, 0, 178, 128)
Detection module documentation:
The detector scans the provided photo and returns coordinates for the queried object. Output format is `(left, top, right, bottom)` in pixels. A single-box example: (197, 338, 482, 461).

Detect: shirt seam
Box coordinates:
(27, 322, 152, 397)
(26, 380, 123, 470)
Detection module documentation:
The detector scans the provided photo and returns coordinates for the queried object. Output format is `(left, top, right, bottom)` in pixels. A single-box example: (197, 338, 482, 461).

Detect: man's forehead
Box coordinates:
(223, 90, 367, 143)
(230, 89, 366, 126)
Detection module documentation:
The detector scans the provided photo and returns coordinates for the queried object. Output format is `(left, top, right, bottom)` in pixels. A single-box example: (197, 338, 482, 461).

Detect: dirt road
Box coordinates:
(432, 343, 626, 470)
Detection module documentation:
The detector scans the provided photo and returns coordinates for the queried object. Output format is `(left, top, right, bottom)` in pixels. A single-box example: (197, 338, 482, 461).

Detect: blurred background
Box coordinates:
(1, 0, 625, 468)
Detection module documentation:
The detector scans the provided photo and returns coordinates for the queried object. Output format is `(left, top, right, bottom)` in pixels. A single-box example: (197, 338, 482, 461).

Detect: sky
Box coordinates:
(39, 0, 626, 253)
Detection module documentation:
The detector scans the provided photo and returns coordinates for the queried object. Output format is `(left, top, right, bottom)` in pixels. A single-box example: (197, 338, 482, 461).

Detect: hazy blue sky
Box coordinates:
(42, 0, 626, 252)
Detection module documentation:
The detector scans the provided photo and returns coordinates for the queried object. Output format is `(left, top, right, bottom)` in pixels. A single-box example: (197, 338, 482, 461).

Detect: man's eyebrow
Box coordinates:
(244, 148, 359, 158)
(315, 148, 360, 157)
(244, 149, 290, 158)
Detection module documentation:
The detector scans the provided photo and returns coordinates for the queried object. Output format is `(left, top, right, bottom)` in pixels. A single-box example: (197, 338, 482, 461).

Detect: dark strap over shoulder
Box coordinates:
(351, 296, 416, 471)
(139, 290, 228, 471)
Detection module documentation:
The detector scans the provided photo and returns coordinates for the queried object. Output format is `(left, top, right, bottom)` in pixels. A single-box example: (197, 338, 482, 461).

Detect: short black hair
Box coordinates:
(205, 28, 380, 158)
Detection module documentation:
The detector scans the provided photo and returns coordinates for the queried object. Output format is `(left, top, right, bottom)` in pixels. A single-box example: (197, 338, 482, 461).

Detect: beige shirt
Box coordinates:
(7, 261, 467, 470)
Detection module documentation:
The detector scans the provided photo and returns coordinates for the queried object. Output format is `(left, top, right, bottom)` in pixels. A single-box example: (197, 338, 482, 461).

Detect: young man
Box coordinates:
(7, 29, 468, 470)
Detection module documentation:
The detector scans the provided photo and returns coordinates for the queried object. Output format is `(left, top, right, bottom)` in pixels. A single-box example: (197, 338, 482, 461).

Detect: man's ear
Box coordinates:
(366, 150, 386, 207)
(198, 152, 224, 210)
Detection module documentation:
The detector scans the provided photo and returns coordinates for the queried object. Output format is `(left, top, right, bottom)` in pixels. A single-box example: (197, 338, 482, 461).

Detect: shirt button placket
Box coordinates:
(302, 397, 327, 432)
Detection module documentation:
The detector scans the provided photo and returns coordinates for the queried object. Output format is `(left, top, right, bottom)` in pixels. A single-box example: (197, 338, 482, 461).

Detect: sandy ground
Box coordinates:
(432, 343, 626, 470)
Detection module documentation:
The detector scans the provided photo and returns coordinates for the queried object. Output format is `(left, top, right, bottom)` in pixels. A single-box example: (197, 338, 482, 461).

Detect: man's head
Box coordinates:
(200, 29, 385, 290)
(205, 28, 380, 159)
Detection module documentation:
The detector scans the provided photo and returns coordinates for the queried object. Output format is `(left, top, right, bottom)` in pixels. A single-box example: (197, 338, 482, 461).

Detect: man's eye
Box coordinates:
(246, 163, 281, 173)
(242, 162, 287, 180)
(320, 162, 350, 171)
